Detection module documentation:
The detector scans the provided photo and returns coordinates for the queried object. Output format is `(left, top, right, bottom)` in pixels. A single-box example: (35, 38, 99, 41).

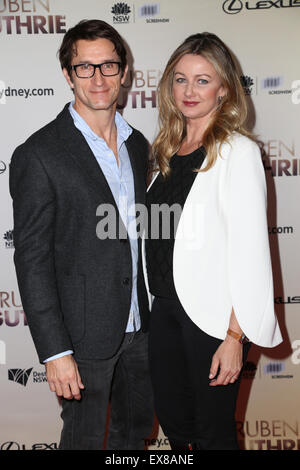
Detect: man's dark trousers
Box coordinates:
(60, 330, 153, 450)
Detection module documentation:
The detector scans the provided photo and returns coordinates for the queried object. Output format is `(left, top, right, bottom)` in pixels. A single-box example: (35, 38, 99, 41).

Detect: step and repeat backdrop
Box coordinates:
(0, 0, 299, 451)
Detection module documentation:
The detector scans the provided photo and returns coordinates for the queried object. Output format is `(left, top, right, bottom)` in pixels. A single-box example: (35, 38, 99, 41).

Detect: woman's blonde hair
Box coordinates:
(152, 32, 253, 177)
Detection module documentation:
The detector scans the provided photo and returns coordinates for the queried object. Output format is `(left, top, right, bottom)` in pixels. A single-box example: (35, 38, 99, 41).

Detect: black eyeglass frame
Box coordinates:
(71, 61, 121, 78)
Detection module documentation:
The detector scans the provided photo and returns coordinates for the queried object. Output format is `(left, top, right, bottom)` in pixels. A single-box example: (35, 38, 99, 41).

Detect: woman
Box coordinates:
(145, 33, 282, 451)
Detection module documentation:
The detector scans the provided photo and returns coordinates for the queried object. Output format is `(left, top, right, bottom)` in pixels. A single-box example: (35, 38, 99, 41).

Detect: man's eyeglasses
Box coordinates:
(71, 62, 121, 78)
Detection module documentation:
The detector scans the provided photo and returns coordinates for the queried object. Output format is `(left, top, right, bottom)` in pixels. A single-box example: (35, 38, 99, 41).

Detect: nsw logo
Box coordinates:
(8, 367, 33, 386)
(111, 2, 132, 23)
(240, 75, 255, 95)
(4, 230, 14, 249)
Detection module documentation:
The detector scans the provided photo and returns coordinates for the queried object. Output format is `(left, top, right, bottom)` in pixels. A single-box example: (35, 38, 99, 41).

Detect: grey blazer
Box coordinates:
(9, 103, 150, 363)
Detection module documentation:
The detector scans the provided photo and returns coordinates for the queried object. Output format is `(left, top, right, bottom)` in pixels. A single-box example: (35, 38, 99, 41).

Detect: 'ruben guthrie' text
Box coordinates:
(0, 0, 66, 34)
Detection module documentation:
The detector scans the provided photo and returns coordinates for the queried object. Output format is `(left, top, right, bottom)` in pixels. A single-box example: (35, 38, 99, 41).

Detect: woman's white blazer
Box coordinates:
(144, 133, 282, 348)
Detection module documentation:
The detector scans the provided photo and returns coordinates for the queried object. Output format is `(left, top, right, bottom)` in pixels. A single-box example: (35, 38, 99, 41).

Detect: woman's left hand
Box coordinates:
(208, 336, 243, 386)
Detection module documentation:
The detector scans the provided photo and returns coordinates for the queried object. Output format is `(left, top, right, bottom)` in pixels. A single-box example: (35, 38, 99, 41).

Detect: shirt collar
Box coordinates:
(68, 101, 132, 146)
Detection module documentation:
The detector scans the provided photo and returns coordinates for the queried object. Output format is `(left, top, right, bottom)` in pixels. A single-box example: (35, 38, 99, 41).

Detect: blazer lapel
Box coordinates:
(125, 133, 146, 205)
(55, 104, 118, 207)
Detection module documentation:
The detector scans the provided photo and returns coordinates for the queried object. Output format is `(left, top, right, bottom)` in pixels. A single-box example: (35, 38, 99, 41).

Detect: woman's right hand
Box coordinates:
(208, 335, 243, 386)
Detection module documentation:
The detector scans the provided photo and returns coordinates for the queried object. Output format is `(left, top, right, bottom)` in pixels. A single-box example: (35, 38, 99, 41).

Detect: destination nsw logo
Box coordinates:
(8, 367, 47, 386)
(8, 367, 33, 386)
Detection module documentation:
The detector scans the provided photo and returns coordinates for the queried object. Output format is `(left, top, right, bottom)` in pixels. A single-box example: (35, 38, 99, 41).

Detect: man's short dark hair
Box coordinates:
(58, 19, 127, 76)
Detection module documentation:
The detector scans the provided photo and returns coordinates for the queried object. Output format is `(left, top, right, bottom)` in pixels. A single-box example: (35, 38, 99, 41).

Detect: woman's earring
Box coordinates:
(217, 96, 223, 105)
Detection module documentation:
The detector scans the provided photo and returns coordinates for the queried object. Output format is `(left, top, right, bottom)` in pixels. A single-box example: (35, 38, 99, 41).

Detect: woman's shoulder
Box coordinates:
(217, 132, 265, 183)
(221, 132, 258, 149)
(218, 132, 260, 162)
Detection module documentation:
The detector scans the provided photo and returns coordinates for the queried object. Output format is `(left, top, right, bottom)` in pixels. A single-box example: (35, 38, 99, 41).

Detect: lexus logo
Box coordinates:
(0, 441, 58, 450)
(0, 161, 6, 175)
(1, 441, 20, 450)
(223, 0, 243, 14)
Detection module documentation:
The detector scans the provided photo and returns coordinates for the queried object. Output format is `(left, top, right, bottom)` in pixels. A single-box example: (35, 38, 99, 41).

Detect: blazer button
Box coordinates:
(123, 277, 130, 285)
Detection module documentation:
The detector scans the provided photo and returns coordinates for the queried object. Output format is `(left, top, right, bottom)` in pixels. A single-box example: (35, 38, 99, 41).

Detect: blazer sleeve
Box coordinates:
(9, 142, 73, 363)
(227, 136, 282, 347)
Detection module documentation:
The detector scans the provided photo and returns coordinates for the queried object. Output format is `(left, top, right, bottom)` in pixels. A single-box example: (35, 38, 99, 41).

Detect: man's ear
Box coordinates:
(121, 64, 129, 85)
(63, 68, 74, 89)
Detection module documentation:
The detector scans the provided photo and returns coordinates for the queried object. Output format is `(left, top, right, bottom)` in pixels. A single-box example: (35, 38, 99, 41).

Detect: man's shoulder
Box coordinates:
(17, 104, 69, 147)
(25, 117, 57, 146)
(12, 104, 70, 161)
(129, 125, 146, 139)
(127, 125, 149, 148)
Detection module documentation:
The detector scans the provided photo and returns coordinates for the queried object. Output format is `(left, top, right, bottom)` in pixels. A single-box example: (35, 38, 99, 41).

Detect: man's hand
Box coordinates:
(45, 355, 84, 400)
(208, 336, 243, 386)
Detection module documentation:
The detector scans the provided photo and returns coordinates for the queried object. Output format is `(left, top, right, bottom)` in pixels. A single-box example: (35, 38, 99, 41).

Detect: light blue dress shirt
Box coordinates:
(44, 103, 140, 363)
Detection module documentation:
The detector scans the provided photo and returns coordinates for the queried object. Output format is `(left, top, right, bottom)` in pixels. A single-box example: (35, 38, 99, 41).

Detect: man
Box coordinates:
(9, 19, 153, 450)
